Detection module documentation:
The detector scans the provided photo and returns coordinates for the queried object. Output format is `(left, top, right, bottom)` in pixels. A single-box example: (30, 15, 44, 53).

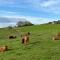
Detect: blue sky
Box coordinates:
(0, 0, 60, 27)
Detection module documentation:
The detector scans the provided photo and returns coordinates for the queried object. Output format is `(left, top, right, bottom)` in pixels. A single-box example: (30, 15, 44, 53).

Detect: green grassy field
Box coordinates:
(0, 24, 60, 60)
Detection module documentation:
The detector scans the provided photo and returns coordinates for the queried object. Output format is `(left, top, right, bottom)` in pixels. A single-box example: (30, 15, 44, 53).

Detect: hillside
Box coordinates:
(0, 24, 60, 60)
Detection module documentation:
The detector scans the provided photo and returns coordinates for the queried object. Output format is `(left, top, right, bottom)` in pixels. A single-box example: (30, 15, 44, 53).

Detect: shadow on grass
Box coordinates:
(23, 41, 41, 50)
(7, 48, 13, 51)
(30, 41, 41, 46)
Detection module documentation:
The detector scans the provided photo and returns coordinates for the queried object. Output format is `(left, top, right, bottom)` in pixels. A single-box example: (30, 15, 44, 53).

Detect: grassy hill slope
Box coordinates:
(0, 24, 60, 60)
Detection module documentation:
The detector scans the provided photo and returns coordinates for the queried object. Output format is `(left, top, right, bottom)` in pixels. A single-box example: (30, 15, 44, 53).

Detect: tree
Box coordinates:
(16, 20, 33, 27)
(7, 26, 13, 29)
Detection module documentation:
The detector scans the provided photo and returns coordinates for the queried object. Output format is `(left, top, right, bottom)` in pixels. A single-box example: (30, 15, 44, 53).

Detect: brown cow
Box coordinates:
(53, 33, 60, 40)
(21, 32, 30, 45)
(0, 45, 8, 52)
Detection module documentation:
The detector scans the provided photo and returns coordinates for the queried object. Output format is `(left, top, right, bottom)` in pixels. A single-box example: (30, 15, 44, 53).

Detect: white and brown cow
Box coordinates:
(21, 32, 30, 45)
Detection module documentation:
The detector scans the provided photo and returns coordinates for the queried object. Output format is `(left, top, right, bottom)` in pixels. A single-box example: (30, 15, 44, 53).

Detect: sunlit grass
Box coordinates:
(0, 24, 60, 60)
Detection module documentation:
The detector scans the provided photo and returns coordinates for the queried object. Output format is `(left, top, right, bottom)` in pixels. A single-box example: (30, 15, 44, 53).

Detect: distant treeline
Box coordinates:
(16, 20, 34, 27)
(48, 20, 60, 24)
(7, 20, 34, 29)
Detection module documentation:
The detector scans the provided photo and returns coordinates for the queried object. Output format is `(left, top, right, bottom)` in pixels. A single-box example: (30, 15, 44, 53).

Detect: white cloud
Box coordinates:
(0, 10, 18, 17)
(0, 14, 58, 28)
(0, 23, 16, 28)
(37, 0, 60, 14)
(0, 0, 60, 14)
(40, 0, 57, 8)
(0, 0, 60, 19)
(25, 16, 55, 24)
(23, 0, 60, 14)
(0, 15, 55, 24)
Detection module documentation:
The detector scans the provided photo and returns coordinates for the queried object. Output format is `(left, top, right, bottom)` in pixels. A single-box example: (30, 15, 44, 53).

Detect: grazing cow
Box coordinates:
(53, 33, 60, 40)
(9, 36, 16, 39)
(0, 45, 8, 52)
(21, 32, 30, 45)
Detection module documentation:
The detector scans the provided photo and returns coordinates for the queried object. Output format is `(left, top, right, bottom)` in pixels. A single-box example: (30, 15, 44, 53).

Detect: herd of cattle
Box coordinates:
(0, 32, 30, 52)
(0, 32, 60, 52)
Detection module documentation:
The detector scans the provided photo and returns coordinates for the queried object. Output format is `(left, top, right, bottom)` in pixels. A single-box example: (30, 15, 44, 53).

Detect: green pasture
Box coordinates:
(0, 24, 60, 60)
